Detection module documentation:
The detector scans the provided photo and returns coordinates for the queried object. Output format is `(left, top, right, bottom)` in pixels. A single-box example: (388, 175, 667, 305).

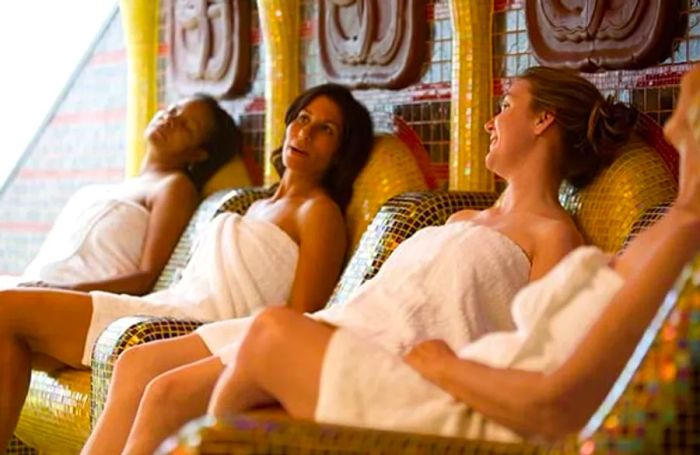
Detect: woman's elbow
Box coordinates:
(534, 379, 593, 442)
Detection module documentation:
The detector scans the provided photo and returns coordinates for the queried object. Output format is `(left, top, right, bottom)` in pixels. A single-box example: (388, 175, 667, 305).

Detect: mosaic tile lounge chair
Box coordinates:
(157, 114, 693, 454)
(7, 132, 481, 455)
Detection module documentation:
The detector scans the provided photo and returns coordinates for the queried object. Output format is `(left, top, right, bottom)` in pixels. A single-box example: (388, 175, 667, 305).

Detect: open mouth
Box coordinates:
(289, 145, 309, 156)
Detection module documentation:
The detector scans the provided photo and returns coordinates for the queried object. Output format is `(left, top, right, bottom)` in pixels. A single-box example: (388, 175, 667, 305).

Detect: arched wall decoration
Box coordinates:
(121, 0, 160, 177)
(258, 0, 301, 184)
(318, 0, 428, 89)
(526, 0, 682, 71)
(168, 0, 251, 98)
(448, 0, 494, 191)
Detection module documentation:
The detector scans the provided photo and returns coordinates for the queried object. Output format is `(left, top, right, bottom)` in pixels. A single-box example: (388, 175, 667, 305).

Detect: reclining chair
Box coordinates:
(8, 131, 442, 454)
(159, 115, 693, 454)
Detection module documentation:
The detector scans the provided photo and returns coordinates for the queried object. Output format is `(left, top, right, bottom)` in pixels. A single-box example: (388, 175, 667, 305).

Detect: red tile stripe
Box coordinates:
(89, 44, 167, 65)
(17, 169, 123, 180)
(0, 222, 52, 233)
(52, 108, 126, 125)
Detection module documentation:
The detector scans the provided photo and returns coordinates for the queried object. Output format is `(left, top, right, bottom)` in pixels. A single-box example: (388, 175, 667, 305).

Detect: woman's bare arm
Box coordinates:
(406, 205, 700, 440)
(286, 197, 347, 313)
(405, 65, 700, 440)
(62, 174, 198, 295)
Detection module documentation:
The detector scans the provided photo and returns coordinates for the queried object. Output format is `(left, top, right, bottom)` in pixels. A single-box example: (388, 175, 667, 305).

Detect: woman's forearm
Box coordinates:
(424, 208, 700, 440)
(71, 270, 158, 295)
(541, 207, 700, 431)
(429, 357, 558, 438)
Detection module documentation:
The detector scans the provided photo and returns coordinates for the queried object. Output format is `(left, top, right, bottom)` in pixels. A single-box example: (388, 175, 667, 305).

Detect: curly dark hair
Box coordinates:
(271, 83, 374, 212)
(186, 93, 243, 192)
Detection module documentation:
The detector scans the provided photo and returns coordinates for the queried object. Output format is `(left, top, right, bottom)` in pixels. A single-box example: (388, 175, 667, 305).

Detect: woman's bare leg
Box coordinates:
(208, 307, 335, 419)
(0, 288, 93, 450)
(121, 355, 224, 455)
(82, 333, 212, 455)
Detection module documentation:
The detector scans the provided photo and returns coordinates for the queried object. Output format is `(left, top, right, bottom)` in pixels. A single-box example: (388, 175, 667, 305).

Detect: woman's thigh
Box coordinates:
(0, 288, 93, 368)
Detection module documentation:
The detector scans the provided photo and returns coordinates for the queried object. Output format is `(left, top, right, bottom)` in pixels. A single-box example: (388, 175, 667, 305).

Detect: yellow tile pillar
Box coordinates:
(120, 0, 159, 177)
(448, 0, 494, 191)
(258, 0, 301, 184)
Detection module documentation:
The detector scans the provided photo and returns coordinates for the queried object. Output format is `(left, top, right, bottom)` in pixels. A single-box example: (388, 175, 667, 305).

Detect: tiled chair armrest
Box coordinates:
(91, 316, 204, 421)
(160, 413, 545, 455)
(161, 254, 700, 455)
(90, 186, 274, 423)
(329, 190, 498, 306)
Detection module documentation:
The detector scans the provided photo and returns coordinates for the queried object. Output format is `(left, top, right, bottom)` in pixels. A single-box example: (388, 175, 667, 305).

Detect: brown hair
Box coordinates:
(271, 83, 374, 212)
(519, 66, 638, 188)
(186, 93, 242, 192)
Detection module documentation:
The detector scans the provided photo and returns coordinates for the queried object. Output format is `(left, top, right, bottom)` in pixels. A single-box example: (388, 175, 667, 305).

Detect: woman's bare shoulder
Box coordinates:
(531, 214, 584, 249)
(446, 208, 481, 224)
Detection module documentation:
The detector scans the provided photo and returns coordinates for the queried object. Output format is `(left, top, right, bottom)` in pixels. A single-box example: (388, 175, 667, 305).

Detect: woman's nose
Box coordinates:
(484, 118, 495, 133)
(299, 124, 312, 141)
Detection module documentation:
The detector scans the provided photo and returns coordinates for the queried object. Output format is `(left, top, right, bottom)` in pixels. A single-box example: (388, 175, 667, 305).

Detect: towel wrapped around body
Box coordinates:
(0, 184, 149, 289)
(198, 221, 530, 365)
(315, 246, 624, 442)
(82, 212, 298, 366)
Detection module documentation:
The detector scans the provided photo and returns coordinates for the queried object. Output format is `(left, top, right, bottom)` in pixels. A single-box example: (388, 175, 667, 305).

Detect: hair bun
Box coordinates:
(587, 96, 638, 162)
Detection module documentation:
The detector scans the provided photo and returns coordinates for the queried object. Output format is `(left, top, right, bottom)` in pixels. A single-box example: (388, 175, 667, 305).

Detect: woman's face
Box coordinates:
(145, 98, 215, 164)
(483, 78, 540, 176)
(282, 95, 344, 179)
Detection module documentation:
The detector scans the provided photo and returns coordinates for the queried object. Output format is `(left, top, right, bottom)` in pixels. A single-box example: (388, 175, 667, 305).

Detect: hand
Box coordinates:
(665, 65, 700, 214)
(403, 339, 457, 385)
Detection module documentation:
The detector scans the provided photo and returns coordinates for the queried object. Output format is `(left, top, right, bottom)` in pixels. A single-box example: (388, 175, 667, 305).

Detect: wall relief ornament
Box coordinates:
(318, 0, 428, 89)
(526, 0, 682, 71)
(168, 0, 251, 98)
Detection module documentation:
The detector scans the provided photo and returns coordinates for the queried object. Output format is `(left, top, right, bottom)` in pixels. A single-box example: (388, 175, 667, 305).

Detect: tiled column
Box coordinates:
(258, 0, 301, 184)
(448, 0, 494, 191)
(120, 0, 159, 176)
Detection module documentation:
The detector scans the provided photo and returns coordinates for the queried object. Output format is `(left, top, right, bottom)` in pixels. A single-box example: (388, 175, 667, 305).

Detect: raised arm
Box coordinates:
(286, 197, 347, 313)
(405, 205, 700, 440)
(405, 65, 700, 441)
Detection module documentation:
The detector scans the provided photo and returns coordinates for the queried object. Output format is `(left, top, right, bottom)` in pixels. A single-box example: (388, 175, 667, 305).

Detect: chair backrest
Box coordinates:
(559, 113, 678, 253)
(153, 131, 430, 292)
(580, 255, 700, 453)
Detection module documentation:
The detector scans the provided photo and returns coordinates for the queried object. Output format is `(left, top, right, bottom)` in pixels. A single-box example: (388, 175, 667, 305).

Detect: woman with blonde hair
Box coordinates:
(201, 65, 700, 442)
(84, 67, 640, 454)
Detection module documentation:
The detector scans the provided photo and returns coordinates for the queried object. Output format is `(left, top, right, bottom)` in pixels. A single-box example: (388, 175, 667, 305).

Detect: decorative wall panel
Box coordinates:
(168, 0, 251, 98)
(526, 0, 682, 71)
(318, 0, 428, 89)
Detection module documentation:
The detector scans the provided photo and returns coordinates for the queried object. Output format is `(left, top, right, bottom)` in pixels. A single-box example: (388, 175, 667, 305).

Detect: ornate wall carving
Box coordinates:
(168, 0, 251, 98)
(318, 0, 427, 89)
(526, 0, 682, 71)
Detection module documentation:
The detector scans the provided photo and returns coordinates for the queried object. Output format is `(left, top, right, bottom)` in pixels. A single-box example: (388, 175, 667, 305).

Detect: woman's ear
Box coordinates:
(534, 110, 555, 136)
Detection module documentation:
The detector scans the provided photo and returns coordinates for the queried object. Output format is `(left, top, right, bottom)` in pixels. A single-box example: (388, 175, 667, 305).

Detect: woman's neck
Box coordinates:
(499, 156, 563, 215)
(272, 170, 322, 200)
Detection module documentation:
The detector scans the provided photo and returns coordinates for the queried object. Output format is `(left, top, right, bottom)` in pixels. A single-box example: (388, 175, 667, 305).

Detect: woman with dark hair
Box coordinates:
(82, 67, 638, 454)
(194, 65, 700, 443)
(3, 93, 240, 295)
(0, 83, 374, 452)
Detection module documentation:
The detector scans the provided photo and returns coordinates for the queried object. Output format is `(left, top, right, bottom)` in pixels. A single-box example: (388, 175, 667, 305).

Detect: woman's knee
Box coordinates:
(112, 343, 165, 390)
(140, 370, 189, 411)
(245, 307, 298, 351)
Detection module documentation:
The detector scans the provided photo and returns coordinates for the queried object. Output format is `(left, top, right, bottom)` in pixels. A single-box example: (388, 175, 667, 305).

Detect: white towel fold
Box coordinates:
(83, 212, 299, 366)
(316, 246, 624, 442)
